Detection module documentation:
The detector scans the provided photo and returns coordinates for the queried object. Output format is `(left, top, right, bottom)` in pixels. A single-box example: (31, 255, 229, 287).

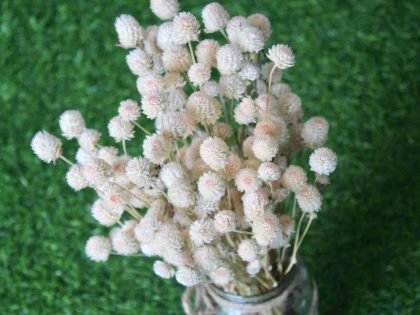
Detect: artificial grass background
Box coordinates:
(1, 0, 419, 314)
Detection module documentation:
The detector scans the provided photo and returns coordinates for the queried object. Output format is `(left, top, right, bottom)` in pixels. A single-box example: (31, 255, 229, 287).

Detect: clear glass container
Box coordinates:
(207, 261, 317, 315)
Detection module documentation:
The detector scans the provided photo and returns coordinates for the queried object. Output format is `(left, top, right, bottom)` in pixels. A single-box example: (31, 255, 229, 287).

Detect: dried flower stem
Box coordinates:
(132, 121, 151, 135)
(59, 155, 74, 166)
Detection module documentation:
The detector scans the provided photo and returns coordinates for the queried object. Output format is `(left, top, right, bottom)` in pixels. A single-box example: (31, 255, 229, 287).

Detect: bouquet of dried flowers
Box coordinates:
(31, 0, 337, 309)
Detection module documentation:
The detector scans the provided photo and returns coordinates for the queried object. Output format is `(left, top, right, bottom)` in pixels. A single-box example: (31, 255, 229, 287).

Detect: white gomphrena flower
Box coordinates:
(239, 26, 265, 53)
(219, 74, 246, 100)
(254, 120, 284, 139)
(141, 93, 169, 119)
(108, 116, 134, 142)
(118, 99, 141, 122)
(78, 129, 101, 150)
(98, 182, 128, 208)
(242, 189, 269, 222)
(198, 171, 226, 201)
(172, 12, 200, 45)
(75, 147, 96, 165)
(216, 44, 244, 75)
(242, 136, 256, 158)
(196, 40, 219, 67)
(226, 16, 249, 45)
(85, 236, 112, 262)
(188, 63, 211, 86)
(31, 131, 62, 164)
(153, 222, 184, 253)
(168, 183, 196, 208)
(143, 134, 172, 164)
(91, 198, 123, 227)
(153, 260, 174, 279)
(202, 81, 220, 97)
(202, 2, 229, 33)
(252, 135, 279, 162)
(210, 266, 233, 286)
(211, 122, 233, 140)
(280, 93, 303, 123)
(247, 13, 271, 40)
(246, 260, 261, 275)
(252, 212, 281, 247)
(254, 93, 278, 115)
(234, 97, 256, 125)
(301, 117, 329, 149)
(267, 44, 295, 70)
(200, 137, 229, 171)
(136, 73, 165, 96)
(282, 165, 307, 192)
(187, 92, 222, 125)
(126, 48, 152, 76)
(126, 157, 157, 187)
(156, 111, 186, 138)
(156, 22, 176, 51)
(238, 239, 260, 262)
(221, 153, 241, 181)
(261, 62, 282, 82)
(309, 147, 337, 175)
(175, 267, 202, 287)
(235, 168, 262, 193)
(110, 220, 140, 255)
(258, 162, 281, 182)
(296, 184, 322, 213)
(114, 14, 144, 49)
(160, 162, 186, 188)
(82, 160, 111, 188)
(279, 214, 294, 236)
(214, 210, 237, 233)
(66, 164, 88, 191)
(271, 83, 291, 98)
(162, 46, 192, 72)
(189, 218, 217, 246)
(144, 25, 160, 55)
(150, 0, 179, 20)
(239, 63, 260, 81)
(194, 246, 222, 273)
(59, 110, 85, 140)
(165, 73, 186, 91)
(194, 195, 220, 217)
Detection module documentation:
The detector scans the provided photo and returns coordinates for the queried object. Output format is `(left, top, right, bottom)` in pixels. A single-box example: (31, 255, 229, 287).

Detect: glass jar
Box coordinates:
(207, 261, 317, 315)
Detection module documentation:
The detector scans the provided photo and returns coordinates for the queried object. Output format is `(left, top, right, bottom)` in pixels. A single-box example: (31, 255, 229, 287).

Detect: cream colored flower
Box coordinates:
(85, 236, 112, 262)
(188, 63, 211, 86)
(150, 0, 179, 20)
(108, 116, 134, 142)
(247, 13, 271, 40)
(301, 117, 329, 149)
(31, 130, 62, 163)
(200, 137, 229, 171)
(216, 44, 244, 75)
(172, 12, 200, 44)
(59, 110, 85, 140)
(296, 184, 322, 213)
(202, 2, 229, 33)
(214, 210, 237, 233)
(126, 48, 152, 76)
(162, 46, 192, 72)
(198, 171, 226, 201)
(196, 39, 219, 67)
(267, 44, 295, 69)
(309, 147, 337, 175)
(282, 165, 307, 192)
(114, 14, 144, 48)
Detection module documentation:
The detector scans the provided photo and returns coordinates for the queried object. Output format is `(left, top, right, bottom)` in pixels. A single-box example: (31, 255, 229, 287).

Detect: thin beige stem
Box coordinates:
(297, 213, 315, 249)
(122, 140, 127, 155)
(266, 65, 277, 110)
(59, 155, 74, 166)
(187, 41, 196, 64)
(133, 121, 151, 135)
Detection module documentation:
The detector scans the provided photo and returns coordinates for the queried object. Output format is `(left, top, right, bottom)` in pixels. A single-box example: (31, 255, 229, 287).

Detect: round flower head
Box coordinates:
(200, 137, 229, 171)
(242, 136, 256, 158)
(91, 198, 123, 227)
(160, 162, 186, 188)
(219, 74, 246, 99)
(110, 220, 140, 255)
(216, 44, 244, 75)
(59, 110, 85, 140)
(214, 210, 237, 233)
(189, 218, 217, 246)
(226, 16, 249, 45)
(254, 120, 284, 139)
(85, 236, 112, 262)
(153, 222, 185, 253)
(153, 260, 174, 279)
(143, 134, 172, 164)
(235, 168, 262, 193)
(82, 159, 111, 187)
(167, 87, 187, 108)
(246, 260, 261, 276)
(309, 147, 337, 176)
(267, 44, 295, 69)
(175, 266, 202, 287)
(202, 2, 229, 33)
(280, 93, 303, 124)
(194, 195, 220, 217)
(239, 26, 265, 53)
(143, 25, 160, 55)
(136, 73, 165, 95)
(238, 239, 260, 262)
(252, 135, 279, 162)
(239, 63, 260, 81)
(196, 39, 220, 67)
(168, 183, 196, 208)
(198, 171, 225, 201)
(77, 129, 101, 150)
(242, 189, 269, 222)
(114, 14, 144, 49)
(187, 92, 222, 125)
(108, 116, 134, 142)
(141, 93, 169, 119)
(279, 214, 294, 236)
(282, 165, 307, 192)
(211, 123, 233, 140)
(258, 162, 281, 182)
(221, 153, 241, 181)
(157, 22, 176, 51)
(126, 48, 152, 76)
(162, 46, 192, 72)
(150, 0, 179, 20)
(252, 212, 281, 247)
(172, 12, 200, 44)
(126, 157, 157, 187)
(296, 184, 322, 213)
(210, 266, 233, 286)
(66, 164, 88, 191)
(31, 130, 62, 164)
(155, 111, 186, 138)
(118, 99, 141, 122)
(194, 245, 223, 271)
(75, 147, 96, 165)
(188, 63, 211, 86)
(271, 83, 291, 98)
(234, 97, 256, 125)
(247, 13, 271, 40)
(301, 117, 329, 149)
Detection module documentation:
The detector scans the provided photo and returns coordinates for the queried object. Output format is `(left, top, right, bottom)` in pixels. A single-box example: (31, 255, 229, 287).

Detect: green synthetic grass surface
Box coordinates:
(1, 0, 419, 314)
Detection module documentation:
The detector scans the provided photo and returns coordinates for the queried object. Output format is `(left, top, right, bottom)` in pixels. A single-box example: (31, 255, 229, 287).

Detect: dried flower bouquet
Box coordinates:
(31, 0, 337, 303)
